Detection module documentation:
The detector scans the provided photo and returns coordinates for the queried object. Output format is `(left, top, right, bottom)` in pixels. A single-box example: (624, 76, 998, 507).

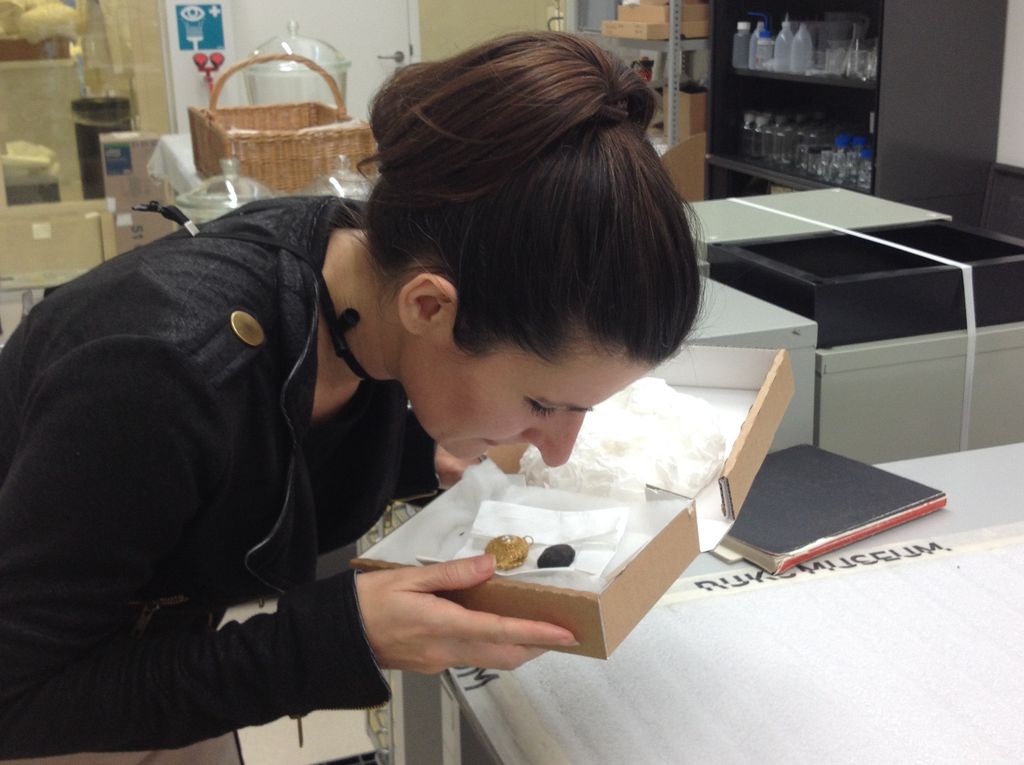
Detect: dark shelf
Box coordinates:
(707, 154, 848, 191)
(732, 68, 877, 91)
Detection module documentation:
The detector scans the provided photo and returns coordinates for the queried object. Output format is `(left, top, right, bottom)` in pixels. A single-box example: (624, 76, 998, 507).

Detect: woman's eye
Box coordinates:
(527, 399, 556, 418)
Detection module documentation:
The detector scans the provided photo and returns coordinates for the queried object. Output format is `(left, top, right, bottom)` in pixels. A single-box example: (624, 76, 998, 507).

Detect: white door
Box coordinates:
(229, 0, 419, 121)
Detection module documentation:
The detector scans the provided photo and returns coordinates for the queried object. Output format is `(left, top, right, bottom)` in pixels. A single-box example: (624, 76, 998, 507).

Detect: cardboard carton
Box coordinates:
(661, 132, 706, 202)
(353, 346, 793, 658)
(656, 88, 706, 140)
(100, 132, 177, 255)
(680, 19, 710, 38)
(601, 20, 670, 40)
(602, 17, 709, 41)
(0, 200, 115, 284)
(618, 4, 711, 24)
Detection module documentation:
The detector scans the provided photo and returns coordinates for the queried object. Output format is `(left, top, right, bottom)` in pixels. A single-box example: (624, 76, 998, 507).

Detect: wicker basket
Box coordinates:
(188, 53, 376, 193)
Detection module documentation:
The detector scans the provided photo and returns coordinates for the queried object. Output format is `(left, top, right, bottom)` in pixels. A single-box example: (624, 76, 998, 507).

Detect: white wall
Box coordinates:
(998, 0, 1024, 166)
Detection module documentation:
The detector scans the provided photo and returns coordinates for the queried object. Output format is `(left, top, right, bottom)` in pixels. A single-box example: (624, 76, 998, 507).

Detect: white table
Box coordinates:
(445, 443, 1024, 764)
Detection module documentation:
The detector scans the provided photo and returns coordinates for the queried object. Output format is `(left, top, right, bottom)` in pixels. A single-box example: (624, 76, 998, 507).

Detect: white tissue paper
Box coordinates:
(520, 377, 726, 503)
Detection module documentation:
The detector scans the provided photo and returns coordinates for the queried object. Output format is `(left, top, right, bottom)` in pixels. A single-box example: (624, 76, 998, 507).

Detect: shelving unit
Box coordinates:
(570, 0, 709, 147)
(706, 0, 1007, 225)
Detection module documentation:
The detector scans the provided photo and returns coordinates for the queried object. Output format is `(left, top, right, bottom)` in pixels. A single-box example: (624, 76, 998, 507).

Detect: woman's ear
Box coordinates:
(396, 274, 458, 341)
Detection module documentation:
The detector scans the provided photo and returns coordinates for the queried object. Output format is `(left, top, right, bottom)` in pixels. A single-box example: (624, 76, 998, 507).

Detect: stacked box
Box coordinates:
(100, 132, 177, 256)
(676, 89, 707, 137)
(603, 0, 710, 40)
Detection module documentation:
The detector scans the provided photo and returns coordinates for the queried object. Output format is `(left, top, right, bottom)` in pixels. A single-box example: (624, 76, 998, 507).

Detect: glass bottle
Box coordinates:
(830, 133, 852, 184)
(857, 148, 875, 190)
(752, 114, 771, 159)
(741, 111, 757, 156)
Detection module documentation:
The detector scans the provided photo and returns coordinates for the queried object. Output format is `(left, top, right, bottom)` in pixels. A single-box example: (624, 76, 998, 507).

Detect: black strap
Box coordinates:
(197, 231, 374, 381)
(135, 202, 375, 380)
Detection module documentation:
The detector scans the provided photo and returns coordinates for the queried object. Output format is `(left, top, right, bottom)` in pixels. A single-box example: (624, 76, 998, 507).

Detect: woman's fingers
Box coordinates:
(403, 553, 497, 593)
(354, 556, 578, 674)
(426, 596, 576, 647)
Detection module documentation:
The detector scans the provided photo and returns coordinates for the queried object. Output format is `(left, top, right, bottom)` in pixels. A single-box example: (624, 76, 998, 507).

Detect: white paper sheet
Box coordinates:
(361, 460, 690, 593)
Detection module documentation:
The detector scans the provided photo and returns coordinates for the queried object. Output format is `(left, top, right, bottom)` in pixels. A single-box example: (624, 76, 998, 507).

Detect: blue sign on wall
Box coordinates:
(176, 4, 225, 51)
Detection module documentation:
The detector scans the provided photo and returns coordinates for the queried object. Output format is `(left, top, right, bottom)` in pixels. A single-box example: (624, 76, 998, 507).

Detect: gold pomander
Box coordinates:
(485, 534, 533, 570)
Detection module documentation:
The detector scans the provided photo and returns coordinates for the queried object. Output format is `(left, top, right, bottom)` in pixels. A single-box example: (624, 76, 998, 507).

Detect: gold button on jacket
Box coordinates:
(230, 310, 265, 347)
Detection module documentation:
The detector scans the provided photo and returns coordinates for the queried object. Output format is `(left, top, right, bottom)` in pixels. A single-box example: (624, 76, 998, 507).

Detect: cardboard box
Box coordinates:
(602, 20, 670, 40)
(0, 200, 115, 284)
(618, 4, 711, 24)
(352, 346, 793, 659)
(675, 89, 707, 137)
(602, 17, 708, 41)
(661, 132, 706, 202)
(100, 132, 177, 255)
(681, 20, 710, 38)
(0, 37, 71, 61)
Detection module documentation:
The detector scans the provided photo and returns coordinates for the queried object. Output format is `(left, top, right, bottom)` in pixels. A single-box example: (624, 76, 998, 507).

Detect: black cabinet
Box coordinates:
(707, 0, 1007, 225)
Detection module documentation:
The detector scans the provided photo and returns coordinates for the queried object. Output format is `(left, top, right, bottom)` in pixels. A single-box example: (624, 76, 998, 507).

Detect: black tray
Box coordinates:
(708, 221, 1024, 347)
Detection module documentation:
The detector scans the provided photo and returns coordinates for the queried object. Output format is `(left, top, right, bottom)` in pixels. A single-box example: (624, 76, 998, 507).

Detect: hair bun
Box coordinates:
(595, 99, 629, 124)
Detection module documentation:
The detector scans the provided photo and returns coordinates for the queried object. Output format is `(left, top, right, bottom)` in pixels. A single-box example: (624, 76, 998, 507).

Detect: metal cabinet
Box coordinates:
(816, 321, 1024, 464)
(688, 278, 817, 450)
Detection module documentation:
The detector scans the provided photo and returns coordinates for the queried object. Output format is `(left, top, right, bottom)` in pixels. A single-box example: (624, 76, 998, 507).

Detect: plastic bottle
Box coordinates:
(773, 17, 794, 73)
(790, 22, 814, 75)
(733, 21, 752, 69)
(748, 19, 765, 69)
(754, 26, 775, 71)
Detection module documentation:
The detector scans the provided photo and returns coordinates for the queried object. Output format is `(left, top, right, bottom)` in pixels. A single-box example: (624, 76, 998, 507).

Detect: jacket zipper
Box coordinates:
(130, 594, 190, 638)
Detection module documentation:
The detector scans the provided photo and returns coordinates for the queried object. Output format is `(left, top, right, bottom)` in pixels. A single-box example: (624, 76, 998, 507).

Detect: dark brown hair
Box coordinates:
(362, 31, 701, 365)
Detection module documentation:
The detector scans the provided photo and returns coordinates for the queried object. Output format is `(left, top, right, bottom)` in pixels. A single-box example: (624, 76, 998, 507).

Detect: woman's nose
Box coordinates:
(524, 412, 586, 467)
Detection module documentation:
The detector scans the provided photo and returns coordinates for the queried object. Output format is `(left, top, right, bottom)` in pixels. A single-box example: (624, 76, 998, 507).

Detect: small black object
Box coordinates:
(537, 544, 576, 569)
(133, 200, 191, 226)
(133, 200, 199, 236)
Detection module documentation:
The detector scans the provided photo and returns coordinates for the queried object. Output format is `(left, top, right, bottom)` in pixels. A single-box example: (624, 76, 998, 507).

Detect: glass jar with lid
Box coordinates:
(176, 158, 275, 225)
(300, 155, 374, 200)
(244, 20, 351, 109)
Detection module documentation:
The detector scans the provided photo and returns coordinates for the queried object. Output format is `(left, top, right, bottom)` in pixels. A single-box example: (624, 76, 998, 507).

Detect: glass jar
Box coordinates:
(300, 155, 374, 200)
(176, 158, 275, 224)
(244, 20, 351, 108)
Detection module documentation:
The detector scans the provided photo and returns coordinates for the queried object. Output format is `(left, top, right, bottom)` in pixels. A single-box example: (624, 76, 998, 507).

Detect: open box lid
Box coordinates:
(652, 345, 794, 523)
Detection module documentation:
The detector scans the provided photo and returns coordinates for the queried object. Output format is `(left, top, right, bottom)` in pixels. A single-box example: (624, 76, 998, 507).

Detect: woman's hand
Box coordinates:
(355, 554, 578, 673)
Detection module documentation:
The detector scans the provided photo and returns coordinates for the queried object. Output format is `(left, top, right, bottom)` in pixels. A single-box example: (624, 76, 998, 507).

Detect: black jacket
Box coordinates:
(0, 197, 436, 757)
